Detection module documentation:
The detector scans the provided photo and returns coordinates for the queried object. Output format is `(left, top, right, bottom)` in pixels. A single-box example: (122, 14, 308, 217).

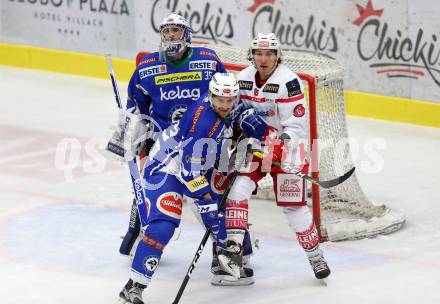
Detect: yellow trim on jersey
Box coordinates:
(154, 72, 202, 85)
(186, 176, 209, 192)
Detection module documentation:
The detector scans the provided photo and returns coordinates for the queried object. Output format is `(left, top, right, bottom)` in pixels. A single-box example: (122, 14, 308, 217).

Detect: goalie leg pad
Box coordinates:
(130, 220, 176, 285)
(119, 198, 141, 255)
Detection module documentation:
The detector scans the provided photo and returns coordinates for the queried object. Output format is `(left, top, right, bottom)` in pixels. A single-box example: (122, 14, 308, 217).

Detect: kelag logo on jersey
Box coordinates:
(160, 86, 200, 101)
(155, 72, 202, 85)
(139, 65, 167, 79)
(189, 60, 217, 71)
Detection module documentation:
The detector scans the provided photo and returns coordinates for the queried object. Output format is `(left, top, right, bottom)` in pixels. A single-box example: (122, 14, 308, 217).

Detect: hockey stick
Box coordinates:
(104, 54, 149, 228)
(260, 150, 355, 189)
(283, 164, 355, 189)
(172, 144, 252, 304)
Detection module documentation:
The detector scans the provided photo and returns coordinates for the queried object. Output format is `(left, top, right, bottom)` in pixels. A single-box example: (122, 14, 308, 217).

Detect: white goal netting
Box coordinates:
(207, 44, 406, 241)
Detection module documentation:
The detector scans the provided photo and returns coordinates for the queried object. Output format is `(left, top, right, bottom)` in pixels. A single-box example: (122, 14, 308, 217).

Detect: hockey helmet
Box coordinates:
(159, 13, 192, 57)
(248, 33, 282, 64)
(209, 73, 240, 98)
(208, 73, 240, 117)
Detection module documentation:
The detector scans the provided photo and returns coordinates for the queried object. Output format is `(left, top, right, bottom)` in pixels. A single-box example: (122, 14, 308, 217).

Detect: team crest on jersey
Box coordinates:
(293, 104, 305, 117)
(286, 78, 302, 97)
(143, 256, 159, 273)
(139, 64, 167, 79)
(211, 171, 231, 195)
(169, 106, 188, 124)
(157, 192, 183, 219)
(238, 80, 253, 90)
(155, 72, 202, 85)
(189, 60, 217, 71)
(263, 83, 280, 93)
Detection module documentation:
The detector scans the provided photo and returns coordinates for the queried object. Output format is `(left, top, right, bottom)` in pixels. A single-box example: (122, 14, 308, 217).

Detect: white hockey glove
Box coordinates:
(106, 109, 150, 163)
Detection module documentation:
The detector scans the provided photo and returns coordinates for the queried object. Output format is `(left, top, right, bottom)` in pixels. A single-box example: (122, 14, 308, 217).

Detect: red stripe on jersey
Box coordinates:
(276, 93, 304, 103)
(240, 94, 267, 103)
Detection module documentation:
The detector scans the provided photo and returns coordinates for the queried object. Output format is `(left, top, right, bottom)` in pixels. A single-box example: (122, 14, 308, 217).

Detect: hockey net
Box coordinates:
(206, 44, 405, 242)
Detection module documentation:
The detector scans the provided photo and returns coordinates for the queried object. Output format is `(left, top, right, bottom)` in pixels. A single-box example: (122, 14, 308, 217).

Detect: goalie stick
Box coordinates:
(104, 54, 149, 229)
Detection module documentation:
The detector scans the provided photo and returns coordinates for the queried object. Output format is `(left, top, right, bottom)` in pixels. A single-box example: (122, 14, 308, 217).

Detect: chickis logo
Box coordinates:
(248, 0, 339, 56)
(353, 0, 440, 86)
(151, 0, 234, 45)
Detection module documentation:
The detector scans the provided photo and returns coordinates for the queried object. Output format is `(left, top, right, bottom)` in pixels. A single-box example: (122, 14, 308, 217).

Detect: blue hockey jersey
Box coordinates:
(126, 47, 226, 133)
(144, 94, 233, 199)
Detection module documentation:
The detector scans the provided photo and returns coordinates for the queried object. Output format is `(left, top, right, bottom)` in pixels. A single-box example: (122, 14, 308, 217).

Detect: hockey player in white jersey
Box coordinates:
(213, 33, 331, 286)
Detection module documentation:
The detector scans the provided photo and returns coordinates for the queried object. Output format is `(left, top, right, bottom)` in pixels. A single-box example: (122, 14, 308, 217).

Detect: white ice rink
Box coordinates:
(0, 66, 439, 304)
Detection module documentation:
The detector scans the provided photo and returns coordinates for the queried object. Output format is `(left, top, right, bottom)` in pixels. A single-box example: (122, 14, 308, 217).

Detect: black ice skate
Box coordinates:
(119, 279, 146, 304)
(211, 242, 255, 286)
(308, 250, 331, 280)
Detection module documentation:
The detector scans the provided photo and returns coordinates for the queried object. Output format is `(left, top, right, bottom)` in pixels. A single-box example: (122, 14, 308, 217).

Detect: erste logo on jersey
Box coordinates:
(189, 60, 217, 71)
(139, 64, 167, 79)
(155, 72, 202, 85)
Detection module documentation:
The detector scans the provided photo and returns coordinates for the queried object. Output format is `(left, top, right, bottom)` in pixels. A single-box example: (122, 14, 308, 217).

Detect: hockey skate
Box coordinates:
(119, 279, 146, 304)
(211, 242, 255, 286)
(308, 249, 331, 280)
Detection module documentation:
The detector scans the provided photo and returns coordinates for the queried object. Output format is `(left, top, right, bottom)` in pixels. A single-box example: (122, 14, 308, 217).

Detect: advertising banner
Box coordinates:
(2, 0, 136, 58)
(1, 0, 440, 103)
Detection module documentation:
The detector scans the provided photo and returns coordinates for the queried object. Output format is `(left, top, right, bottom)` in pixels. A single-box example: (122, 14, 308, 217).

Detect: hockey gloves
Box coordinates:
(238, 108, 269, 141)
(266, 133, 290, 164)
(195, 199, 227, 248)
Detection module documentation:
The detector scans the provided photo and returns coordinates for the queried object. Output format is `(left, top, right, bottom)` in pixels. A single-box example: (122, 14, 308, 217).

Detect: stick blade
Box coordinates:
(319, 167, 355, 189)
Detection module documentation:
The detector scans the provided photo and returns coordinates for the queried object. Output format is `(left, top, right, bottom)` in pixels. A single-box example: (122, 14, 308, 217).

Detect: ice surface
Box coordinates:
(0, 66, 439, 304)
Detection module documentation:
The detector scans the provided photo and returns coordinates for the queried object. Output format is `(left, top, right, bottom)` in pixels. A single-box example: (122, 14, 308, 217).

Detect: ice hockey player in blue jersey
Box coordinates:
(118, 73, 269, 304)
(106, 13, 227, 256)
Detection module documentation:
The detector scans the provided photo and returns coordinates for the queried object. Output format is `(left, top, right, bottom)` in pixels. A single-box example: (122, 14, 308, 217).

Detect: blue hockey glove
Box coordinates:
(239, 108, 269, 140)
(195, 199, 227, 247)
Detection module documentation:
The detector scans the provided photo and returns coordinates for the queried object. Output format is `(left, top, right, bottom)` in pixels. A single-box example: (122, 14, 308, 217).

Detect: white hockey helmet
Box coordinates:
(159, 13, 192, 57)
(209, 73, 240, 98)
(248, 33, 282, 63)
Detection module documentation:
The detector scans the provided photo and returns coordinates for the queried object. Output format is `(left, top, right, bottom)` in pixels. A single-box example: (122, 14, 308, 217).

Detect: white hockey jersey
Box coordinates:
(238, 64, 307, 146)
